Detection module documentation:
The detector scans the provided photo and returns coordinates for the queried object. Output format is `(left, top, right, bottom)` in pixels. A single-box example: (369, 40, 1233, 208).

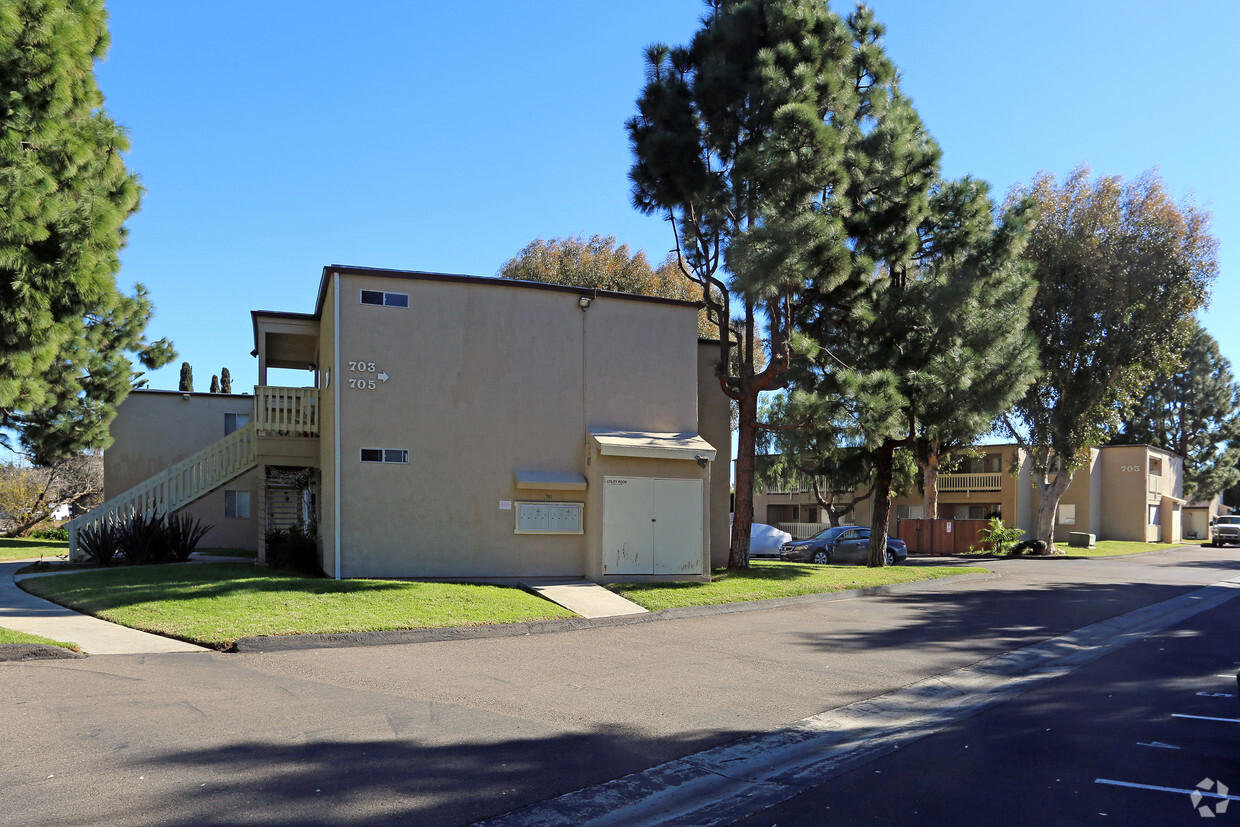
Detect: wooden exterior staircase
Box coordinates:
(68, 423, 259, 560)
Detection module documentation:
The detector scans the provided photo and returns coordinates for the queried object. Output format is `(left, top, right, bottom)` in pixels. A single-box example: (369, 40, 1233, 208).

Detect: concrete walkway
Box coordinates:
(0, 560, 206, 655)
(518, 578, 648, 618)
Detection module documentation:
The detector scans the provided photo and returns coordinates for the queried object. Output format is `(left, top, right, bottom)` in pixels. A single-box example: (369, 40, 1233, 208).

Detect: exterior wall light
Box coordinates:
(578, 295, 592, 310)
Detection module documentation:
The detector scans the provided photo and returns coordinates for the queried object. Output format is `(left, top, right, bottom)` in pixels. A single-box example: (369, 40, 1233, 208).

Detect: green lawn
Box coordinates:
(0, 626, 81, 652)
(18, 558, 983, 649)
(0, 538, 68, 562)
(19, 563, 576, 649)
(611, 560, 982, 611)
(962, 540, 1197, 558)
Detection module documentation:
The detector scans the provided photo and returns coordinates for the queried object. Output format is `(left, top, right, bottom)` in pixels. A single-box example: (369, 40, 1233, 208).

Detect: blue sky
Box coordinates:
(96, 0, 1239, 395)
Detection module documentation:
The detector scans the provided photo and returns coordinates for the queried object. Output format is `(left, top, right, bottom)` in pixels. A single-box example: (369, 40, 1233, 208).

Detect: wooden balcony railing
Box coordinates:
(254, 386, 319, 437)
(938, 473, 1003, 492)
(1148, 475, 1164, 497)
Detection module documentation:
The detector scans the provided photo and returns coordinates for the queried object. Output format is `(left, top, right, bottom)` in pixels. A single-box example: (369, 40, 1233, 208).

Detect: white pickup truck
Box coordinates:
(1209, 515, 1240, 546)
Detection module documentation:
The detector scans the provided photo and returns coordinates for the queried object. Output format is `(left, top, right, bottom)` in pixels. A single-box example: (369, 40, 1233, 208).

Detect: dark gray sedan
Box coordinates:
(778, 525, 908, 566)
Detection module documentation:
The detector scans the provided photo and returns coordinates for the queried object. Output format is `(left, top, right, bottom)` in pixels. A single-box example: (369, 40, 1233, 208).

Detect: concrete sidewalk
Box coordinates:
(0, 561, 206, 655)
(518, 578, 648, 618)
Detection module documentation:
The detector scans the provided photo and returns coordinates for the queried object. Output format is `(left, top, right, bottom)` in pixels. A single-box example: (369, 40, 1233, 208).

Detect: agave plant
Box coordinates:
(117, 511, 168, 565)
(166, 512, 213, 562)
(77, 522, 122, 567)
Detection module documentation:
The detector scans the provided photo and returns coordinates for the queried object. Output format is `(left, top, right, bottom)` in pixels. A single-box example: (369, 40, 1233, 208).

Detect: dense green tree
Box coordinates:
(0, 0, 174, 461)
(220, 367, 232, 394)
(178, 362, 193, 393)
(789, 177, 1038, 564)
(1003, 167, 1218, 551)
(498, 234, 717, 337)
(630, 0, 940, 567)
(757, 393, 919, 527)
(1112, 321, 1240, 502)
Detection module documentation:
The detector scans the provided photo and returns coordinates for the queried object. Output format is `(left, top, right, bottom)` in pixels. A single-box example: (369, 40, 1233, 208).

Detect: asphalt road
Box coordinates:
(733, 591, 1240, 826)
(2, 547, 1239, 826)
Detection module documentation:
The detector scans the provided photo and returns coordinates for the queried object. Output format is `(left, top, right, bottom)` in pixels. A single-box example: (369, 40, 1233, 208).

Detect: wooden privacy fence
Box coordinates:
(897, 518, 991, 555)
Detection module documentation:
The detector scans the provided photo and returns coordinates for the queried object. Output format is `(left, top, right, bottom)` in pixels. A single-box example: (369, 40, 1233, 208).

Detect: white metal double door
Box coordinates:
(602, 476, 702, 575)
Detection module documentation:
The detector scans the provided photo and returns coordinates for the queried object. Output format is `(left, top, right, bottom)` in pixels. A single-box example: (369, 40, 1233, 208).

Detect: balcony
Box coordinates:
(1148, 475, 1164, 498)
(254, 386, 319, 437)
(938, 473, 1003, 493)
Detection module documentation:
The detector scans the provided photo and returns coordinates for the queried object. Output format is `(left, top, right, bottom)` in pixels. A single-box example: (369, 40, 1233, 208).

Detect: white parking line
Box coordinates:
(1172, 713, 1240, 723)
(1095, 779, 1240, 801)
(1135, 741, 1181, 750)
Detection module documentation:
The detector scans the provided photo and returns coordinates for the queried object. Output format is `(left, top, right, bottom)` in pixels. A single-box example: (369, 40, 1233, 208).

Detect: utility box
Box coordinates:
(1068, 531, 1096, 548)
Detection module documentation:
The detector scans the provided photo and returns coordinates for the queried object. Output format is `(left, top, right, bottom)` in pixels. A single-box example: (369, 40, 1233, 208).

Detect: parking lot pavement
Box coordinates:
(733, 589, 1240, 826)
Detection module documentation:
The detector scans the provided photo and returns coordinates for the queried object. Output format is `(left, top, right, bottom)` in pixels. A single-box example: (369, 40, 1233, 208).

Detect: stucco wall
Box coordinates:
(327, 273, 704, 579)
(105, 391, 259, 549)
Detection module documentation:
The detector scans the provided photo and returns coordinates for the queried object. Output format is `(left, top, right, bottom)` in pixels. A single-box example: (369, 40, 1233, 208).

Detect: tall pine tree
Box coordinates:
(0, 0, 173, 462)
(788, 176, 1037, 564)
(629, 0, 936, 567)
(1112, 321, 1240, 502)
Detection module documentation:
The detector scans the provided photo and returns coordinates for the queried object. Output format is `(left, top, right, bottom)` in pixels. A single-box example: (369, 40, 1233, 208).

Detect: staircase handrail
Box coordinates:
(68, 423, 258, 560)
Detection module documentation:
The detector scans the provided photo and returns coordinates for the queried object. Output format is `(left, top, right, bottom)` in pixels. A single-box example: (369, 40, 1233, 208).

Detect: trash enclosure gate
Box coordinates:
(897, 518, 990, 555)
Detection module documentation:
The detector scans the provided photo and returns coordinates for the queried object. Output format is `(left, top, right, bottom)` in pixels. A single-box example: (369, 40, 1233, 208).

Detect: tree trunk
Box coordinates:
(868, 442, 896, 567)
(1033, 469, 1076, 553)
(921, 448, 940, 518)
(729, 391, 759, 569)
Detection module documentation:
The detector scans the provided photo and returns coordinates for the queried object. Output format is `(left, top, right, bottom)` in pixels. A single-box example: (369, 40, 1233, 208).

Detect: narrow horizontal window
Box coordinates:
(360, 289, 409, 307)
(361, 447, 408, 464)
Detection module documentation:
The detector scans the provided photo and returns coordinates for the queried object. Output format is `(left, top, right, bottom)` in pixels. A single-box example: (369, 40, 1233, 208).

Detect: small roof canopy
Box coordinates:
(514, 470, 588, 491)
(587, 428, 717, 462)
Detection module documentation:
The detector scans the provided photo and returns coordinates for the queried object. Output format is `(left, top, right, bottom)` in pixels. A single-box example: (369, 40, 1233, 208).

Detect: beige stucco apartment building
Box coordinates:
(756, 443, 1186, 544)
(86, 265, 732, 582)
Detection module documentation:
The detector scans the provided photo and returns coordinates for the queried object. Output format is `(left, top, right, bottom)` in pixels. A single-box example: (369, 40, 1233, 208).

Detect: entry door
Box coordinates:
(602, 477, 703, 575)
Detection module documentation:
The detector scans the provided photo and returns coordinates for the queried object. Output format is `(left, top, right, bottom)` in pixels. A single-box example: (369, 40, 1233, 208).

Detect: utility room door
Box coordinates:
(602, 476, 703, 576)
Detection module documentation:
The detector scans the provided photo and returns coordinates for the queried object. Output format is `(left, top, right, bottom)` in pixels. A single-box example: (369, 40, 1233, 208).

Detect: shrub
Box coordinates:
(166, 512, 213, 562)
(979, 517, 1025, 554)
(30, 526, 70, 541)
(1010, 540, 1032, 555)
(78, 522, 122, 566)
(266, 523, 322, 575)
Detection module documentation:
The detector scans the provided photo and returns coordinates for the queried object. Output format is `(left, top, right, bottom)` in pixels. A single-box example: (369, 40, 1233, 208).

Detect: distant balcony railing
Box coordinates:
(1148, 475, 1164, 497)
(254, 386, 319, 437)
(938, 473, 1003, 492)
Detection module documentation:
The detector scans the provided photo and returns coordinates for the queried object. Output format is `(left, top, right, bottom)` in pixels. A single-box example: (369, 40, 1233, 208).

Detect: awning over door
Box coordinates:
(514, 470, 588, 490)
(587, 428, 717, 462)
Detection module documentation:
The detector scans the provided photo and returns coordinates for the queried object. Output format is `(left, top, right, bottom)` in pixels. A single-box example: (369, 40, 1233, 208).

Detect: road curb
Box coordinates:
(229, 568, 998, 653)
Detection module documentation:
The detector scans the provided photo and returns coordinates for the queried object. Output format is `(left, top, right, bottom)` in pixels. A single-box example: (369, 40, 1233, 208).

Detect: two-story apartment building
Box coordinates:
(79, 265, 733, 583)
(755, 443, 1185, 544)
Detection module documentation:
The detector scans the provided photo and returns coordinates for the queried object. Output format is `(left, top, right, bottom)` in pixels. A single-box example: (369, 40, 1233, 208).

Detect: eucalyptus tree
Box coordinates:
(1003, 167, 1218, 550)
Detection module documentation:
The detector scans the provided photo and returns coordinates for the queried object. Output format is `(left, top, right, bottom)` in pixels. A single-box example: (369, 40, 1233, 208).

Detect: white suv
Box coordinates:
(1210, 515, 1240, 546)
